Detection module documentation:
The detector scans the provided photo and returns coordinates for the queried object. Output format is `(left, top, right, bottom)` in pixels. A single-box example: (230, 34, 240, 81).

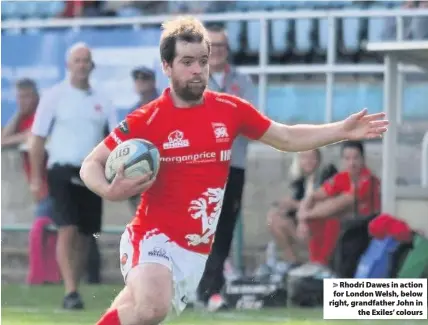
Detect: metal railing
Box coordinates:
(3, 8, 428, 117)
(2, 8, 428, 188)
(2, 8, 427, 263)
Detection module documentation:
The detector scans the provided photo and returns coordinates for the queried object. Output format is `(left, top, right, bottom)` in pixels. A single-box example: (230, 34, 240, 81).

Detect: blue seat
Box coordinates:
(318, 17, 328, 52)
(382, 0, 403, 8)
(41, 1, 65, 18)
(235, 1, 253, 11)
(225, 21, 242, 53)
(17, 1, 40, 19)
(265, 1, 286, 10)
(280, 1, 300, 9)
(331, 1, 351, 8)
(247, 20, 260, 53)
(302, 1, 318, 9)
(1, 1, 19, 20)
(342, 17, 360, 52)
(368, 9, 387, 42)
(271, 19, 290, 53)
(295, 18, 312, 53)
(255, 1, 274, 11)
(367, 3, 389, 40)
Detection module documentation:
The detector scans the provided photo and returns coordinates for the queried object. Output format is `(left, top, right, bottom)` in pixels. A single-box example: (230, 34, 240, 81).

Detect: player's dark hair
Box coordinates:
(341, 140, 365, 158)
(16, 78, 38, 94)
(160, 16, 211, 65)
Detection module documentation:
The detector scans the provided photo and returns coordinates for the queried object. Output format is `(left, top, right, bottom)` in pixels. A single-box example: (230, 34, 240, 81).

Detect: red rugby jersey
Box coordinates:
(104, 88, 271, 254)
(322, 167, 381, 217)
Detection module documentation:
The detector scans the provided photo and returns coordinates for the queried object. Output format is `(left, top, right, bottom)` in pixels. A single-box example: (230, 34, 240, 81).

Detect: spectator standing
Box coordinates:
(196, 25, 258, 306)
(128, 66, 159, 114)
(2, 78, 51, 217)
(29, 43, 117, 310)
(125, 66, 159, 211)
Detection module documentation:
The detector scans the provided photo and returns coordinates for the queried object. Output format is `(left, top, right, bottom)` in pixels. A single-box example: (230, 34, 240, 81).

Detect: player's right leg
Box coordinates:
(96, 230, 174, 325)
(97, 264, 172, 325)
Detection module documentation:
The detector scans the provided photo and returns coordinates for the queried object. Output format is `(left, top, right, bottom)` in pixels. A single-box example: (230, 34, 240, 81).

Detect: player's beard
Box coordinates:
(172, 78, 206, 102)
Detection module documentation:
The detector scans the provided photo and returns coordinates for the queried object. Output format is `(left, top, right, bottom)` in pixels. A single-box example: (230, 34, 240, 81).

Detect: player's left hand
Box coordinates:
(342, 109, 389, 140)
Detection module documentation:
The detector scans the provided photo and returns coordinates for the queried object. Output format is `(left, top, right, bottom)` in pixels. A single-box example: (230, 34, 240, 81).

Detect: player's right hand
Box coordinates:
(105, 164, 155, 201)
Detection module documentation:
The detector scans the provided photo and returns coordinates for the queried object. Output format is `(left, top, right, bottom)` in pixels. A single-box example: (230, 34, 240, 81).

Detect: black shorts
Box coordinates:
(47, 164, 102, 235)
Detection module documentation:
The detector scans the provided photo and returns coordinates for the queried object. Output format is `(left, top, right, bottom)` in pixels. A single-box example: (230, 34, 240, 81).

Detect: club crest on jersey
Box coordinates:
(163, 130, 190, 150)
(212, 122, 229, 143)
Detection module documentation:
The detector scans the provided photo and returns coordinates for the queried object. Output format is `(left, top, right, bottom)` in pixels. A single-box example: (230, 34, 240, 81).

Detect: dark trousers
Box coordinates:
(87, 237, 101, 284)
(197, 167, 245, 303)
(47, 164, 103, 284)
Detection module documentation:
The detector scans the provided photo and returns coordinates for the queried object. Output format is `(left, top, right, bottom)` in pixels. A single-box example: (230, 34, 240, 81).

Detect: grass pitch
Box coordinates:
(1, 284, 425, 325)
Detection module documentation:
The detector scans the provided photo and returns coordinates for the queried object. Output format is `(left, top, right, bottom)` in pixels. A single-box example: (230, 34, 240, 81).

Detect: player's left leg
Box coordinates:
(168, 242, 208, 318)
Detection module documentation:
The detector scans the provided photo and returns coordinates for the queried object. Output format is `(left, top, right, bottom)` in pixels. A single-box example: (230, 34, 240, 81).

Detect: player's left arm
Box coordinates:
(237, 97, 388, 152)
(260, 109, 388, 152)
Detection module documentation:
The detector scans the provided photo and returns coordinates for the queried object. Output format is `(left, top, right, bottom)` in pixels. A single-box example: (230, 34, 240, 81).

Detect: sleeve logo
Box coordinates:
(118, 120, 129, 134)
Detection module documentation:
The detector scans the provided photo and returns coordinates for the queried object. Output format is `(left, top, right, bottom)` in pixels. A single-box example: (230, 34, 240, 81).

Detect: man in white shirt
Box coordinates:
(29, 43, 117, 310)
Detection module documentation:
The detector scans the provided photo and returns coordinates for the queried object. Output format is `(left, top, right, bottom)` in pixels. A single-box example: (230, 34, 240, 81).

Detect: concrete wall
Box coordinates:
(2, 141, 427, 253)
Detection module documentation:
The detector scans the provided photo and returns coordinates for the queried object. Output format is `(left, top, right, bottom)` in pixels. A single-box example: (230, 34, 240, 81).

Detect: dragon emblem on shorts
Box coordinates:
(186, 187, 225, 246)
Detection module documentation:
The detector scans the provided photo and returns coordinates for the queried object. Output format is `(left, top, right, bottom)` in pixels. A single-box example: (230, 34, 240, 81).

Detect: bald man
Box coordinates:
(29, 43, 117, 309)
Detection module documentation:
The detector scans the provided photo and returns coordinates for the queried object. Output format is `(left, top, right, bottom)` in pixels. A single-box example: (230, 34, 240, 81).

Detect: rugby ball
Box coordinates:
(105, 139, 160, 182)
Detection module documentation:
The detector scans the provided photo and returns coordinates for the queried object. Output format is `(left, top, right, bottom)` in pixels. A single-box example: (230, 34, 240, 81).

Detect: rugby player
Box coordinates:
(80, 16, 388, 325)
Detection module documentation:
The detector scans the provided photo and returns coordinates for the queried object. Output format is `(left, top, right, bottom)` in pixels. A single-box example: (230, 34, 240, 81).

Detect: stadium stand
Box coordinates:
(3, 1, 426, 66)
(2, 0, 428, 287)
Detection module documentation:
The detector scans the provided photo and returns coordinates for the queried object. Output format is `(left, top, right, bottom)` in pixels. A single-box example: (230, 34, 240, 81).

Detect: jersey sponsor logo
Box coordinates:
(220, 150, 232, 161)
(212, 122, 230, 143)
(148, 247, 169, 261)
(118, 120, 129, 134)
(163, 130, 190, 150)
(160, 151, 216, 164)
(186, 187, 225, 247)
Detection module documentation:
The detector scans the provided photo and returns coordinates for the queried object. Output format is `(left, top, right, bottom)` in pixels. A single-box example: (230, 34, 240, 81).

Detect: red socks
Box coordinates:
(96, 309, 121, 325)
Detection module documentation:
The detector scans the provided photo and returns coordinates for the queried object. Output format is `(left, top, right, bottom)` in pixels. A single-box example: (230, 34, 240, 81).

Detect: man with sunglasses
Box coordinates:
(196, 24, 257, 309)
(130, 66, 159, 114)
(127, 66, 160, 211)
